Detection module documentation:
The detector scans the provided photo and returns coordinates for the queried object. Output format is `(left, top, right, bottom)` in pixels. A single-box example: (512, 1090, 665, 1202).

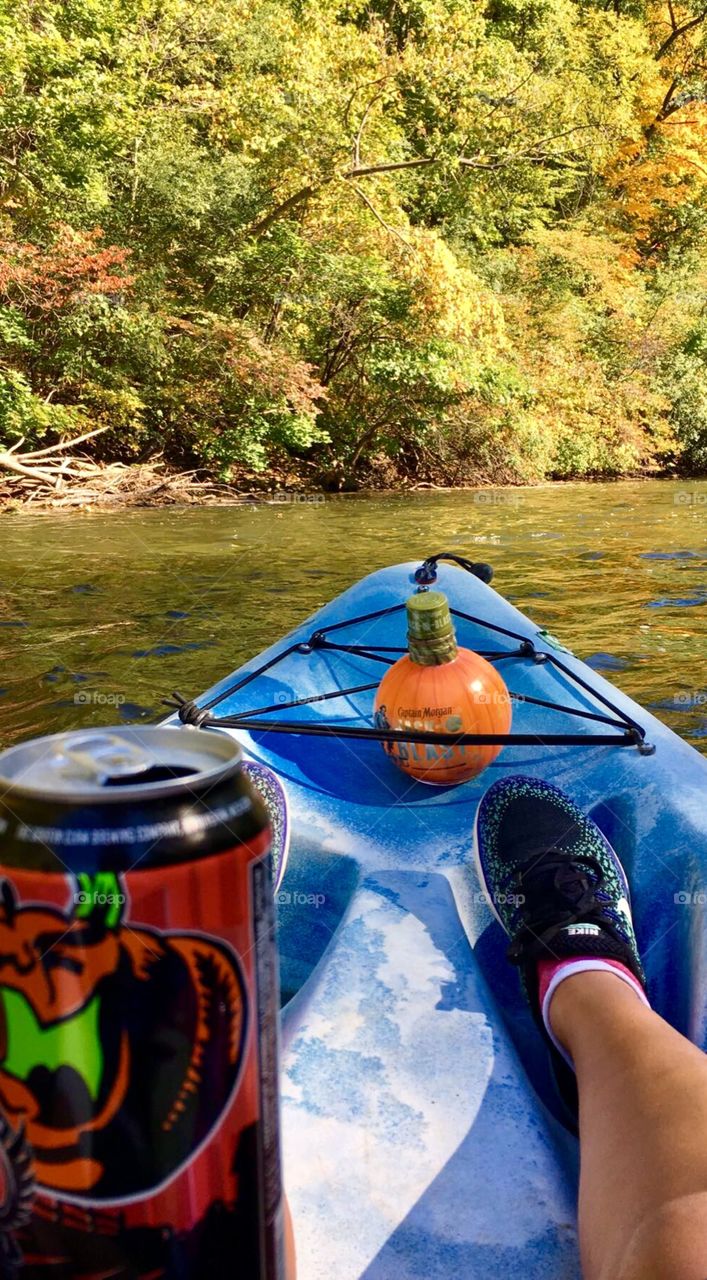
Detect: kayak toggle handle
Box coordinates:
(414, 553, 493, 588)
(165, 691, 214, 728)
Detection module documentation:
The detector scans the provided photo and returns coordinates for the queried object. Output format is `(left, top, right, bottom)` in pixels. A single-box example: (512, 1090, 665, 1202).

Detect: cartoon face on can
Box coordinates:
(0, 872, 248, 1202)
(0, 726, 284, 1278)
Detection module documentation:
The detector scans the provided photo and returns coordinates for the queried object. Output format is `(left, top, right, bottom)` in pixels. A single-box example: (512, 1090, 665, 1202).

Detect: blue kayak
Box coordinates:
(168, 556, 707, 1280)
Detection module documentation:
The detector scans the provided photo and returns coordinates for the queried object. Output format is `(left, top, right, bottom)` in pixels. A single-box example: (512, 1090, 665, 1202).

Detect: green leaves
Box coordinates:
(0, 368, 85, 444)
(0, 0, 704, 481)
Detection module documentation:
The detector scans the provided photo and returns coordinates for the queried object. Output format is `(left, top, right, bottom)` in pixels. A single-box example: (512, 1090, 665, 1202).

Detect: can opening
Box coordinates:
(102, 764, 199, 787)
(0, 726, 242, 798)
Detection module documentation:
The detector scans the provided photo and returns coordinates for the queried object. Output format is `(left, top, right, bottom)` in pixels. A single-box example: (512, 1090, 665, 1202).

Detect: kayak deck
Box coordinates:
(174, 561, 707, 1279)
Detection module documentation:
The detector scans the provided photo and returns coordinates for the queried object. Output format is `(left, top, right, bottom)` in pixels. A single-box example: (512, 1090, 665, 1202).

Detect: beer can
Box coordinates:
(0, 725, 285, 1279)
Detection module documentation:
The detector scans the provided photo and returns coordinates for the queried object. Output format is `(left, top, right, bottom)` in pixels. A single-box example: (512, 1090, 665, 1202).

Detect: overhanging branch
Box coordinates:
(248, 135, 595, 238)
(248, 184, 319, 238)
(656, 8, 707, 58)
(343, 157, 437, 178)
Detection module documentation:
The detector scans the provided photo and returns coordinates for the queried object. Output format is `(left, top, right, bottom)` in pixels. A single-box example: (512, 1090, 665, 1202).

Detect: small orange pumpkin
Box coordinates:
(373, 590, 511, 785)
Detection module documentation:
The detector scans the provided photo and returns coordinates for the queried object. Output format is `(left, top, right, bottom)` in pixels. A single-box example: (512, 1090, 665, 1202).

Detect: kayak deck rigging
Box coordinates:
(165, 553, 654, 753)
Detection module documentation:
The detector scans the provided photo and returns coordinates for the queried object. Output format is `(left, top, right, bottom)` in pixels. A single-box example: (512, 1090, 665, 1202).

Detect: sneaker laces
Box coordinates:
(503, 848, 617, 964)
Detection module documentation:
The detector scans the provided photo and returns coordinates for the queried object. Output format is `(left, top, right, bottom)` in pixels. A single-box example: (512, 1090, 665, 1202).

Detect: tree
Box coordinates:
(0, 0, 705, 482)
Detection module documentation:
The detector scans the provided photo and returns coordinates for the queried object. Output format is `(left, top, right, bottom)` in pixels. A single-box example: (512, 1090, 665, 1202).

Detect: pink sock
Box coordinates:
(538, 956, 649, 1067)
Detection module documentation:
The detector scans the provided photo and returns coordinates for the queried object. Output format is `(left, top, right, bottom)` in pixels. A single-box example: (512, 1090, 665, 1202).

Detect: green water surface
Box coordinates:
(1, 479, 706, 752)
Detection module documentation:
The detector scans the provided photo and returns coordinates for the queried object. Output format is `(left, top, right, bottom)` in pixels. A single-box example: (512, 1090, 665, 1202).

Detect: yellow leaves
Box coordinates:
(487, 224, 687, 477)
(400, 228, 506, 352)
(608, 110, 707, 241)
(612, 138, 647, 167)
(523, 356, 669, 476)
(618, 248, 641, 269)
(603, 0, 707, 245)
(532, 227, 636, 297)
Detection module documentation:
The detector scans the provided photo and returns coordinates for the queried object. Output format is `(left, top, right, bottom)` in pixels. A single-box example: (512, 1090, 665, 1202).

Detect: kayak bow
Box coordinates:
(167, 557, 707, 1280)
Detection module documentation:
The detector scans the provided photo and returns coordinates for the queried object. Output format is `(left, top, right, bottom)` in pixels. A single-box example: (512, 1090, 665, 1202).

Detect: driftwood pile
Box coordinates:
(0, 429, 245, 510)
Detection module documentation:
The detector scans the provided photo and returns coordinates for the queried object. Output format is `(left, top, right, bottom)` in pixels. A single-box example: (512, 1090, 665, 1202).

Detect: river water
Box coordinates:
(1, 478, 706, 752)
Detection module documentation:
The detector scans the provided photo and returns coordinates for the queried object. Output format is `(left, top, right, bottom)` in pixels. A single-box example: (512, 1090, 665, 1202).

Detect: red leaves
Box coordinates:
(166, 314, 326, 419)
(218, 324, 326, 417)
(0, 225, 134, 315)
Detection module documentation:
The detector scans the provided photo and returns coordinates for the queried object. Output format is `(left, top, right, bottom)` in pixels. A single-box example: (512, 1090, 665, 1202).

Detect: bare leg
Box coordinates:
(551, 971, 707, 1280)
(284, 1195, 297, 1278)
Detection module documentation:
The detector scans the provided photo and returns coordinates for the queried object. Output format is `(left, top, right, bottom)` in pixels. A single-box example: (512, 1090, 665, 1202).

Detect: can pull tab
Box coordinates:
(56, 734, 156, 786)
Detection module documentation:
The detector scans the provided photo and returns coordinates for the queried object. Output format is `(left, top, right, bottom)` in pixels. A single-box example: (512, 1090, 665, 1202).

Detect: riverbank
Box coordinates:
(0, 457, 250, 512)
(0, 454, 352, 511)
(0, 450, 686, 513)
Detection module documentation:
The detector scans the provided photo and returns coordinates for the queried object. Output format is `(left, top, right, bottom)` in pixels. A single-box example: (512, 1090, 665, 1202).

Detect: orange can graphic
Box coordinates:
(0, 726, 285, 1279)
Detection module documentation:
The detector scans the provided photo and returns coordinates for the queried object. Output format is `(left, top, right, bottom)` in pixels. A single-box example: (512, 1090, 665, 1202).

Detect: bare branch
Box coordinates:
(353, 86, 388, 168)
(659, 78, 679, 117)
(250, 125, 599, 237)
(509, 123, 599, 150)
(0, 452, 57, 482)
(667, 0, 678, 31)
(342, 75, 391, 135)
(343, 157, 437, 177)
(458, 157, 503, 169)
(21, 425, 111, 459)
(350, 184, 413, 249)
(656, 8, 707, 59)
(248, 184, 319, 237)
(659, 91, 707, 120)
(477, 68, 537, 120)
(459, 149, 587, 171)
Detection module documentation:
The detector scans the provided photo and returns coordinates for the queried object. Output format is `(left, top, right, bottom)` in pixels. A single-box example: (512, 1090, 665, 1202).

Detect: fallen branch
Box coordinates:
(0, 451, 57, 482)
(0, 437, 264, 510)
(20, 424, 111, 459)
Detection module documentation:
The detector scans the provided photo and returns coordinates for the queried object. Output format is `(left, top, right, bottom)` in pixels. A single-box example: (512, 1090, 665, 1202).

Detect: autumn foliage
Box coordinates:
(0, 228, 133, 315)
(1, 0, 706, 482)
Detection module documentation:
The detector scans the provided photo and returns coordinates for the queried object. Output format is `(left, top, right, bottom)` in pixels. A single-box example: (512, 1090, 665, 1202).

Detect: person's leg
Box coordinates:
(284, 1194, 297, 1278)
(473, 775, 707, 1280)
(552, 971, 707, 1280)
